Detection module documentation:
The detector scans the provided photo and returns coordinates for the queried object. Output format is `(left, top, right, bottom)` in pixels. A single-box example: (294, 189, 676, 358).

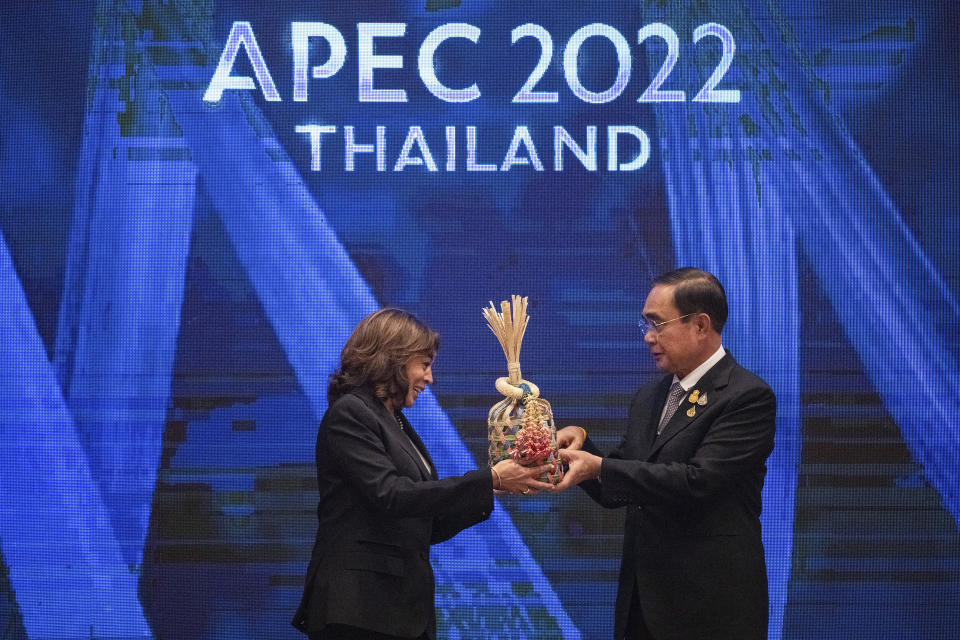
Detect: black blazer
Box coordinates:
(582, 353, 776, 640)
(293, 387, 494, 639)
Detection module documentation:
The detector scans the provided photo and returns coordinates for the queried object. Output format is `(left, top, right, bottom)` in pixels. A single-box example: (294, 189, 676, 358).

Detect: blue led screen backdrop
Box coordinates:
(0, 1, 958, 638)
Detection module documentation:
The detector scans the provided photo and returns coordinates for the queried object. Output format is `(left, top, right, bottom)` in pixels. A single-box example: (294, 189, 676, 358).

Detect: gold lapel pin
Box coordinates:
(686, 406, 696, 418)
(688, 389, 700, 403)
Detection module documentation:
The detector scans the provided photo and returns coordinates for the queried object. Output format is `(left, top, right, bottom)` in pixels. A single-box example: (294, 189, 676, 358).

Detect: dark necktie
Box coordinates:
(658, 381, 685, 434)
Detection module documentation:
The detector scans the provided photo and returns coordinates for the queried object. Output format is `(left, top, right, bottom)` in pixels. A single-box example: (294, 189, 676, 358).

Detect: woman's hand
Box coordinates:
(491, 459, 556, 495)
(556, 425, 587, 450)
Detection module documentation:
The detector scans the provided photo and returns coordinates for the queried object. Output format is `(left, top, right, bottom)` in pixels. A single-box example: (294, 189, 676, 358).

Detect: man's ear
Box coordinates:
(696, 312, 712, 335)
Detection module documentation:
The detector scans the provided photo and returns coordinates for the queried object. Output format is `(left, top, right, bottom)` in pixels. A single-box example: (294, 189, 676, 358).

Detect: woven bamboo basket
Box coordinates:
(483, 296, 563, 485)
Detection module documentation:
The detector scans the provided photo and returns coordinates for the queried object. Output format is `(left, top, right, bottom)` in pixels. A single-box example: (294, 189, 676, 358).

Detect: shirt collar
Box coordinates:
(675, 344, 726, 390)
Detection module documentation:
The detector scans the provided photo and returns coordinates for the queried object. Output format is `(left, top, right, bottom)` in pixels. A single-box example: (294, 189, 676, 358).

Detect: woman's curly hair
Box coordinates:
(328, 308, 439, 408)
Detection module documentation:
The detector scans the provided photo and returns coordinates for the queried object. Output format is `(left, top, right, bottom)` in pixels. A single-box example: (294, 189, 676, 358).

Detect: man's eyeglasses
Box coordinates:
(638, 313, 695, 336)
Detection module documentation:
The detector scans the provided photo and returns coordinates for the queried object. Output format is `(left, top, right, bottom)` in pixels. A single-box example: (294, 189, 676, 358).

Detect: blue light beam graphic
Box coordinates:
(53, 0, 197, 570)
(0, 231, 152, 640)
(740, 0, 960, 524)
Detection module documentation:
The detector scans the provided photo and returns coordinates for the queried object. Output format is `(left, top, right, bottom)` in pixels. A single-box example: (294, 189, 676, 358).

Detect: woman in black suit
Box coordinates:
(293, 308, 553, 640)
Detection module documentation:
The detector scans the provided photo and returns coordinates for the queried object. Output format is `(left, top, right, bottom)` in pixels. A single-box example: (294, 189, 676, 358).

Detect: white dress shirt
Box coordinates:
(658, 345, 726, 424)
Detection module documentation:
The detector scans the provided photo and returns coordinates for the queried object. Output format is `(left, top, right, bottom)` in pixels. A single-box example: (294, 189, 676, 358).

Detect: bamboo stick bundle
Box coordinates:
(483, 295, 532, 388)
(483, 296, 562, 485)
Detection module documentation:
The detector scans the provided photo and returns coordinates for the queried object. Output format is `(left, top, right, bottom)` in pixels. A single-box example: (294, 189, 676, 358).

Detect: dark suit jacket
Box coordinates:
(293, 387, 494, 639)
(582, 353, 776, 640)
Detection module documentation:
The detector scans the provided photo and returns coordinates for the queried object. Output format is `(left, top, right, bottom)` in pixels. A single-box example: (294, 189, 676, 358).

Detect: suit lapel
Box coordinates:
(640, 377, 675, 456)
(357, 388, 434, 481)
(395, 411, 437, 480)
(649, 354, 735, 458)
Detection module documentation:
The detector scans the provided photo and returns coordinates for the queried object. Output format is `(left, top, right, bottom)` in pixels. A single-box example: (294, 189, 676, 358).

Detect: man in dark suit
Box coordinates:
(555, 268, 776, 640)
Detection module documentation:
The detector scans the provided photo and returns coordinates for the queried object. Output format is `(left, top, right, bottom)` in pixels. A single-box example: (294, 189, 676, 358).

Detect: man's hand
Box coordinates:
(556, 425, 586, 450)
(553, 448, 602, 491)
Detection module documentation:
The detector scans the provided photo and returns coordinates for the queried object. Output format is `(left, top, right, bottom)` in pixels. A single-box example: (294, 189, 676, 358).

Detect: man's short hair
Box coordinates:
(653, 268, 728, 333)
